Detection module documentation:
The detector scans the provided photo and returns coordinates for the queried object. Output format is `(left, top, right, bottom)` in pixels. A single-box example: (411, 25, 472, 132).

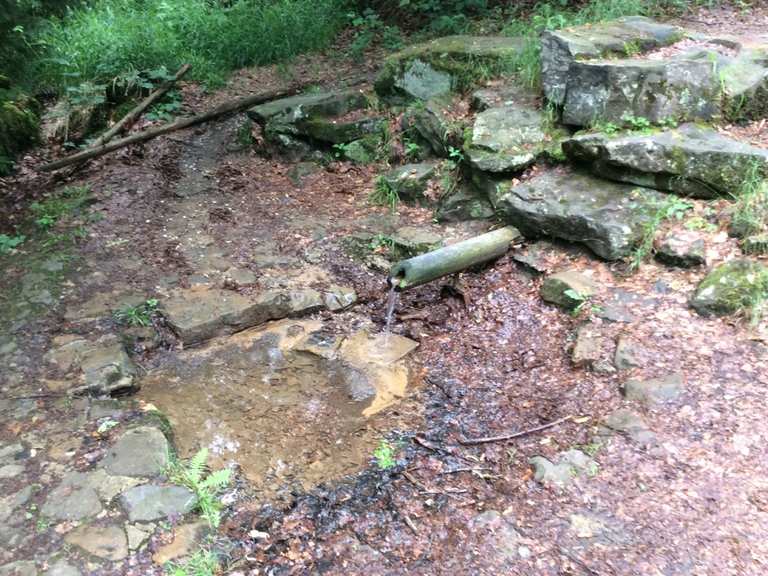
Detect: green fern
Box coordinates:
(169, 448, 231, 529)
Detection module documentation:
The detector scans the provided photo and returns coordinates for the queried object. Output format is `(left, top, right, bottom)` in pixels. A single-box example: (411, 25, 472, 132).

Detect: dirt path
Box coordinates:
(1, 6, 768, 576)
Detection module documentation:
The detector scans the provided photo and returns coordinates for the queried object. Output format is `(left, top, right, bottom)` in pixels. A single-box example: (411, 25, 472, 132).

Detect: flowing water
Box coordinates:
(140, 319, 418, 500)
(385, 283, 399, 333)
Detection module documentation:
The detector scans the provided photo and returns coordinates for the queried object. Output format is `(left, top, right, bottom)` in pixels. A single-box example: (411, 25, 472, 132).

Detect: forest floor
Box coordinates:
(1, 4, 768, 576)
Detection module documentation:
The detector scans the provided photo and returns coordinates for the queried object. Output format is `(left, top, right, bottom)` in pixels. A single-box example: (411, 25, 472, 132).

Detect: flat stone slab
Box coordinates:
(562, 53, 719, 126)
(120, 484, 197, 521)
(541, 270, 599, 311)
(380, 163, 438, 203)
(247, 90, 368, 124)
(622, 373, 683, 404)
(43, 560, 81, 576)
(656, 231, 706, 268)
(435, 186, 495, 222)
(601, 408, 657, 445)
(466, 105, 556, 173)
(163, 287, 339, 345)
(487, 169, 666, 260)
(163, 287, 274, 345)
(391, 225, 443, 257)
(541, 16, 684, 105)
(79, 340, 137, 396)
(563, 124, 768, 198)
(530, 449, 598, 488)
(64, 523, 128, 561)
(100, 426, 169, 477)
(572, 322, 605, 368)
(376, 35, 526, 101)
(41, 472, 102, 521)
(547, 20, 768, 126)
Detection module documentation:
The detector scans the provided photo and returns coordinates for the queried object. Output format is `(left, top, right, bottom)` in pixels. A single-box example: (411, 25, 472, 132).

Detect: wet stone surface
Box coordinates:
(139, 320, 418, 498)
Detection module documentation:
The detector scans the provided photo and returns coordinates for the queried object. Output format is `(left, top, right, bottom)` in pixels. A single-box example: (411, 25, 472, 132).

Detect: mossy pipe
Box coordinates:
(389, 226, 519, 290)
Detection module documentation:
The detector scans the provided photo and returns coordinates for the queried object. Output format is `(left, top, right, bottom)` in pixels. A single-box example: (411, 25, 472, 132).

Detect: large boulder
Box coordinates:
(690, 259, 768, 317)
(465, 105, 563, 173)
(562, 53, 719, 127)
(563, 124, 768, 198)
(375, 36, 526, 102)
(549, 22, 768, 127)
(484, 169, 666, 260)
(541, 16, 684, 105)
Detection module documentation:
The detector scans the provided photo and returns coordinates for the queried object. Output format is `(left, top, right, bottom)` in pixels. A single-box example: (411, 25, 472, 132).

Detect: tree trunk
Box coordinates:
(38, 82, 327, 172)
(89, 63, 191, 149)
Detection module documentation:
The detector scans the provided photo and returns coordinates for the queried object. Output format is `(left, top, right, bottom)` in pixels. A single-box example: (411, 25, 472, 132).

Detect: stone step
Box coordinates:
(563, 123, 768, 198)
(479, 168, 667, 260)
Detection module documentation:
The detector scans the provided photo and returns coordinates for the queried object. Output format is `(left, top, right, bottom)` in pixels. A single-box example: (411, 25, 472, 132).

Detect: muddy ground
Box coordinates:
(1, 5, 768, 576)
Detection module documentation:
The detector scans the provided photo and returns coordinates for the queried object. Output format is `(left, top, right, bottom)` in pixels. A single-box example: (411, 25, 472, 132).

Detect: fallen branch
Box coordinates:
(89, 63, 191, 149)
(40, 76, 368, 172)
(457, 415, 572, 446)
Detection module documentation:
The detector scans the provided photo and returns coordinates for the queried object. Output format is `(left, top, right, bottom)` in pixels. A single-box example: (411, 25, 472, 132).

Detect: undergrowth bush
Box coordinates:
(34, 0, 346, 89)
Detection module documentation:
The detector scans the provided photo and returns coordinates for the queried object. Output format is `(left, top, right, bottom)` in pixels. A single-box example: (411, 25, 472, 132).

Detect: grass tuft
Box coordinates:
(729, 160, 768, 238)
(370, 176, 399, 213)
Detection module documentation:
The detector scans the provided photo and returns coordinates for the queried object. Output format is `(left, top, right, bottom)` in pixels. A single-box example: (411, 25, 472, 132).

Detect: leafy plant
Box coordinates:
(146, 90, 182, 122)
(370, 177, 399, 213)
(0, 233, 26, 254)
(165, 548, 219, 576)
(114, 298, 159, 327)
(348, 8, 402, 59)
(590, 119, 620, 135)
(332, 142, 352, 159)
(684, 215, 717, 232)
(620, 112, 652, 131)
(168, 448, 232, 529)
(622, 40, 641, 56)
(373, 439, 397, 470)
(630, 194, 694, 271)
(563, 288, 600, 317)
(448, 146, 465, 163)
(29, 185, 91, 231)
(369, 233, 394, 253)
(403, 138, 422, 161)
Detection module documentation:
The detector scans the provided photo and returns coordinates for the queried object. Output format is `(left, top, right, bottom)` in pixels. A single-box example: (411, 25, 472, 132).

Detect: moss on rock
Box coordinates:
(690, 259, 768, 317)
(0, 93, 39, 173)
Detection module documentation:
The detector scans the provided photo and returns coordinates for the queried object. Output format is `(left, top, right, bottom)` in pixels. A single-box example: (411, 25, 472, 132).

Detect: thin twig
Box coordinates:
(458, 415, 573, 446)
(439, 467, 493, 475)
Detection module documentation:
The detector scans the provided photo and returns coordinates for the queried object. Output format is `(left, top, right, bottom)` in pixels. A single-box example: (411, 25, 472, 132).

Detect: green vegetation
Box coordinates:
(29, 185, 91, 231)
(369, 233, 395, 253)
(729, 160, 768, 238)
(564, 288, 601, 317)
(348, 9, 403, 59)
(166, 548, 219, 576)
(168, 447, 232, 530)
(631, 194, 693, 271)
(403, 137, 423, 161)
(33, 0, 346, 89)
(373, 439, 398, 470)
(0, 234, 26, 254)
(114, 298, 159, 327)
(370, 176, 400, 213)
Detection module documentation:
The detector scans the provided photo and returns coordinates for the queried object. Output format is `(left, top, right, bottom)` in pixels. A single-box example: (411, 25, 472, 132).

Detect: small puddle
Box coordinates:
(140, 320, 418, 498)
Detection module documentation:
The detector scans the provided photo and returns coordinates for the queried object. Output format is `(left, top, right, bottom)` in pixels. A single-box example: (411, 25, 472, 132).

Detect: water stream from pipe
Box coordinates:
(385, 283, 398, 333)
